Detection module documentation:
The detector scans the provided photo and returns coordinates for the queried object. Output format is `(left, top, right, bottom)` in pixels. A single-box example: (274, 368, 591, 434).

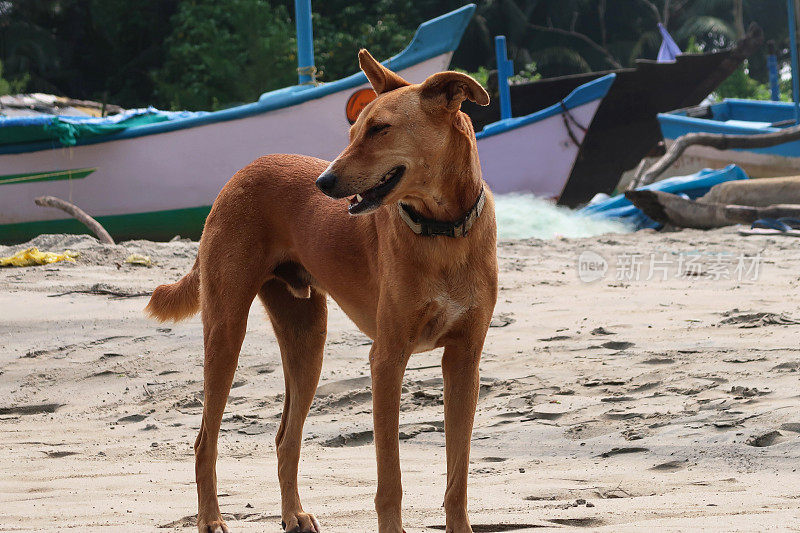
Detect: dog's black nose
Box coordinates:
(315, 171, 338, 194)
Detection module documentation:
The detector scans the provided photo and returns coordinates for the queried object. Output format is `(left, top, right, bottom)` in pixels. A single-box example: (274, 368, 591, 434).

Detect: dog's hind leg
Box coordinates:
(259, 279, 326, 533)
(194, 268, 261, 533)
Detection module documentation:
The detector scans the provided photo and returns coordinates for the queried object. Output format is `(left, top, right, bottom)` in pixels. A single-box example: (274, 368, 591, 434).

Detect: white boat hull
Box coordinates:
(0, 62, 613, 242)
(477, 98, 601, 198)
(0, 56, 448, 235)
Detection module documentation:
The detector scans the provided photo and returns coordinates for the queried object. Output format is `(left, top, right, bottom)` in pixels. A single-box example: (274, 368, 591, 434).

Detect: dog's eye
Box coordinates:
(367, 123, 390, 136)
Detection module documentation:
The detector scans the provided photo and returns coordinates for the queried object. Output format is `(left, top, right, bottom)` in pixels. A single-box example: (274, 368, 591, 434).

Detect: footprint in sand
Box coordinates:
(641, 357, 675, 365)
(603, 410, 646, 420)
(601, 341, 634, 351)
(524, 397, 596, 421)
(780, 422, 800, 433)
(321, 430, 373, 447)
(772, 360, 800, 372)
(314, 376, 371, 397)
(722, 356, 766, 363)
(600, 395, 635, 403)
(547, 518, 604, 527)
(428, 524, 545, 532)
(649, 459, 687, 472)
(117, 414, 147, 423)
(538, 335, 571, 341)
(159, 512, 281, 528)
(237, 423, 276, 435)
(43, 450, 79, 458)
(596, 446, 648, 458)
(719, 312, 800, 328)
(321, 421, 443, 447)
(398, 422, 442, 440)
(489, 313, 515, 328)
(746, 431, 785, 447)
(250, 363, 276, 375)
(728, 385, 770, 398)
(0, 403, 63, 416)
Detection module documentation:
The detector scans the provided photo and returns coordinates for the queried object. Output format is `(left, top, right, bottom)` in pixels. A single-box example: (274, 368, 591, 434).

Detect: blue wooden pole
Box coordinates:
(494, 36, 514, 120)
(787, 0, 800, 121)
(295, 0, 315, 85)
(768, 54, 780, 101)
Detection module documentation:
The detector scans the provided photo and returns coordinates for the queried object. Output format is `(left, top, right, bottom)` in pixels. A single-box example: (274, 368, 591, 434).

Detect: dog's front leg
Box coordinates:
(441, 338, 484, 533)
(369, 342, 412, 533)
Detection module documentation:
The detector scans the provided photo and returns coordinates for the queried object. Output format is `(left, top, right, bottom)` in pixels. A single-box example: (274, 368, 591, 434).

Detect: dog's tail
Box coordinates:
(145, 258, 200, 322)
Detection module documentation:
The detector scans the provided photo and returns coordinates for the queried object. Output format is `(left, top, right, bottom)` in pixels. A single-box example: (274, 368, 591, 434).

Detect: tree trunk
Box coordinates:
(734, 0, 745, 40)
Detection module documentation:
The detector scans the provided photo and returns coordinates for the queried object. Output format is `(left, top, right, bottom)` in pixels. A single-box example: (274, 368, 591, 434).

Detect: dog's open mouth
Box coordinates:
(348, 166, 405, 214)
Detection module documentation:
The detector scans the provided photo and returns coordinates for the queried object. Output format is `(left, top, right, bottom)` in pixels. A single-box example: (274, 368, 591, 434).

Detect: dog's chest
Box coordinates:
(413, 291, 468, 352)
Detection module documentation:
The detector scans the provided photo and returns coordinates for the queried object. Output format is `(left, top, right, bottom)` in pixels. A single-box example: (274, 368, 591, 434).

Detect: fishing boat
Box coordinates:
(654, 1, 800, 184)
(0, 4, 475, 243)
(463, 24, 762, 207)
(476, 73, 615, 198)
(657, 99, 800, 179)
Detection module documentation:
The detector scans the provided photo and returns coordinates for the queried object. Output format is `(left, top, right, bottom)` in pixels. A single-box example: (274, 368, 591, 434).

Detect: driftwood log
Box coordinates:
(630, 123, 800, 189)
(625, 189, 800, 229)
(34, 196, 115, 245)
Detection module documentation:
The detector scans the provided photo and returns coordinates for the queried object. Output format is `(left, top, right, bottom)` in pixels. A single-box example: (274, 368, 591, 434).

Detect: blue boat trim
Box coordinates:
(658, 98, 800, 159)
(580, 164, 749, 230)
(0, 4, 476, 156)
(475, 74, 616, 140)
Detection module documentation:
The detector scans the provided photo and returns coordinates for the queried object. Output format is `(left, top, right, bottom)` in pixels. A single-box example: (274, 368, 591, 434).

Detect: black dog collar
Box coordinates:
(397, 188, 486, 238)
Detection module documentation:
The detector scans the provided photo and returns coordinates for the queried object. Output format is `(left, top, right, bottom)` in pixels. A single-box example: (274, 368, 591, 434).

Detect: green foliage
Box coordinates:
(86, 0, 181, 108)
(713, 60, 792, 102)
(154, 0, 295, 110)
(307, 1, 466, 82)
(0, 0, 794, 109)
(311, 8, 410, 84)
(0, 60, 29, 94)
(510, 62, 542, 83)
(0, 0, 181, 107)
(684, 36, 702, 54)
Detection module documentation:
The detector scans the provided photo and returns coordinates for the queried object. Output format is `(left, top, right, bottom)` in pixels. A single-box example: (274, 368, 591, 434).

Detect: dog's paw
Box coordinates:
(198, 518, 230, 533)
(282, 511, 320, 532)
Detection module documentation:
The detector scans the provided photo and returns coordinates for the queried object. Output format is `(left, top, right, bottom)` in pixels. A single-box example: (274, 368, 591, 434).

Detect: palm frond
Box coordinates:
(531, 46, 592, 73)
(674, 15, 736, 42)
(628, 30, 661, 63)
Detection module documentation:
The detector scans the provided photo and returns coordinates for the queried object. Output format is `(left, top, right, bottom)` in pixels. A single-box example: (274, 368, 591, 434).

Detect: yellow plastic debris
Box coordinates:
(124, 253, 152, 267)
(0, 247, 79, 267)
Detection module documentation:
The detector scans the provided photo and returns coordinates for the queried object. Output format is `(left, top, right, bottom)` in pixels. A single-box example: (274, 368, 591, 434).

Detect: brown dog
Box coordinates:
(146, 50, 497, 533)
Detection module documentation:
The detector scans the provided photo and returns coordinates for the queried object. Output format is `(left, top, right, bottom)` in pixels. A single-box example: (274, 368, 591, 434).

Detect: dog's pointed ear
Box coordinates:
(359, 49, 409, 94)
(420, 71, 490, 112)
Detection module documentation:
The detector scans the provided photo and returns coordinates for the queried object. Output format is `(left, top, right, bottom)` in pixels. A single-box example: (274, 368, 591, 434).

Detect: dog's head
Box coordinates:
(316, 49, 489, 215)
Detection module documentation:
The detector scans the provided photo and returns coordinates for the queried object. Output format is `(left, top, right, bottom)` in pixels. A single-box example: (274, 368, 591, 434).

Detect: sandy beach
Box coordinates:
(2, 229, 800, 532)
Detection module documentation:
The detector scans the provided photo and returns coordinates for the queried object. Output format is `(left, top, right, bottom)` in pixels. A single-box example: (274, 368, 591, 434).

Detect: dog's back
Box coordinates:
(146, 153, 377, 324)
